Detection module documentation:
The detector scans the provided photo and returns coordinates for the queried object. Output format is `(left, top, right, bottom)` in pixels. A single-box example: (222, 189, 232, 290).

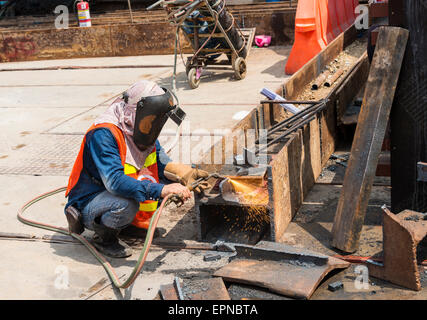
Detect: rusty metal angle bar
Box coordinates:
(367, 205, 427, 291)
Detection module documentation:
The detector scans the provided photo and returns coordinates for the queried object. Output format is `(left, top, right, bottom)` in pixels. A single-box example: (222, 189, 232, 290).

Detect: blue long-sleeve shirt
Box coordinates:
(65, 127, 172, 212)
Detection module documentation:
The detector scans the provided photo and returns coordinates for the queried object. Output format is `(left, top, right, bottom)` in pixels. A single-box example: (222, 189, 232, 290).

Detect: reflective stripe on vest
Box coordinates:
(123, 150, 159, 229)
(139, 200, 158, 212)
(123, 150, 157, 175)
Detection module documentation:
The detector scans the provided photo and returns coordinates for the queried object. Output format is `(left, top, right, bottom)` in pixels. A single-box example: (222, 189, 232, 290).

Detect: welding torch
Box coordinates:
(170, 173, 225, 206)
(190, 172, 225, 191)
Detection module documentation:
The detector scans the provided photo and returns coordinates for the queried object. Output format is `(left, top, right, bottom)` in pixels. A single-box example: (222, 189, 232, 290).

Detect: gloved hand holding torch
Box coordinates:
(164, 163, 210, 193)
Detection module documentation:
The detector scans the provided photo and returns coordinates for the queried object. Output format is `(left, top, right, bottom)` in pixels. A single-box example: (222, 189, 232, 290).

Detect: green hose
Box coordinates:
(17, 186, 176, 289)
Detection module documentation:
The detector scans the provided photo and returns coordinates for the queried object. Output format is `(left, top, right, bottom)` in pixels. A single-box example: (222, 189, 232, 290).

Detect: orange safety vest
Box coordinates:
(66, 123, 159, 230)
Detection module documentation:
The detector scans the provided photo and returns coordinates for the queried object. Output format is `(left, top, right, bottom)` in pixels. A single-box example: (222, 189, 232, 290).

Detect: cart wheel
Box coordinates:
(234, 57, 247, 80)
(185, 60, 192, 75)
(188, 67, 201, 89)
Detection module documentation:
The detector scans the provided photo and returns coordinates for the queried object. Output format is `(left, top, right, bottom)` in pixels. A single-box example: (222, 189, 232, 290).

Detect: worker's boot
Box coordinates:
(65, 206, 84, 235)
(92, 220, 132, 258)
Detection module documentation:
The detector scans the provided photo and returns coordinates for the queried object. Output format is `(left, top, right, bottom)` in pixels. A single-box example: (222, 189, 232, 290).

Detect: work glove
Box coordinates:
(164, 163, 210, 193)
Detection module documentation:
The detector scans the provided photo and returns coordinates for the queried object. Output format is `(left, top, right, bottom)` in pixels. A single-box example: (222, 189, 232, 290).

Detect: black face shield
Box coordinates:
(132, 88, 186, 150)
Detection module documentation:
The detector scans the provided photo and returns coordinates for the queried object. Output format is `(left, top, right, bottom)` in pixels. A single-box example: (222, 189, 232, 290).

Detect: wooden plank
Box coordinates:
(331, 26, 409, 253)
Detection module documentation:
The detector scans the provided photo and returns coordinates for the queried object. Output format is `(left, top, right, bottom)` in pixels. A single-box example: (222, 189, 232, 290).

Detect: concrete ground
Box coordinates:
(0, 46, 292, 300)
(1, 45, 425, 301)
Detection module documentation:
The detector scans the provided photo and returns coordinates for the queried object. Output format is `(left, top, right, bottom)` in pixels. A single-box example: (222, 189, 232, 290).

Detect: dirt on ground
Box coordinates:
(298, 38, 367, 102)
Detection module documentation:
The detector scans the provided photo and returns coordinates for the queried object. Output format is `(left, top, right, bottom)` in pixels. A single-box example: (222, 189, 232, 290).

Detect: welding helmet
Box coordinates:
(130, 88, 186, 151)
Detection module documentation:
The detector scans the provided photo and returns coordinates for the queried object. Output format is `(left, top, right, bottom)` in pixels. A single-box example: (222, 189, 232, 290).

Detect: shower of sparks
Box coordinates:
(223, 178, 270, 237)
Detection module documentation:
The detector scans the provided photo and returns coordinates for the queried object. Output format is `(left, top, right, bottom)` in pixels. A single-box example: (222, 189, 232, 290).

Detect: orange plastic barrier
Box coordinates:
(285, 0, 357, 75)
(285, 0, 326, 75)
(352, 0, 359, 13)
(319, 0, 341, 44)
(344, 0, 356, 26)
(334, 0, 350, 31)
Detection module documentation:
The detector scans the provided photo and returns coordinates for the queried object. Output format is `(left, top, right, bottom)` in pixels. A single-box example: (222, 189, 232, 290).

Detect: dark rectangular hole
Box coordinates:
(198, 204, 270, 245)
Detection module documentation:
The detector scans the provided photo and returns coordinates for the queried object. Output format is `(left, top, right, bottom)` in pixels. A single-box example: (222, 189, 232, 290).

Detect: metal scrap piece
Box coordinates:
(328, 281, 343, 292)
(367, 205, 427, 291)
(214, 240, 236, 252)
(160, 278, 230, 300)
(203, 253, 222, 262)
(417, 162, 427, 182)
(213, 241, 350, 299)
(173, 277, 185, 300)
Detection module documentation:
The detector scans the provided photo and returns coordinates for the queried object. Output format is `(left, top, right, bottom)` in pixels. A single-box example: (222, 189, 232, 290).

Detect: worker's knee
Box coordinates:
(107, 198, 139, 228)
(81, 192, 139, 230)
(123, 199, 139, 222)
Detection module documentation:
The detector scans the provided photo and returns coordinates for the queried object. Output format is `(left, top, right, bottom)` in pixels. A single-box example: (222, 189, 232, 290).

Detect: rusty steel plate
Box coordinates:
(160, 277, 230, 300)
(214, 241, 350, 299)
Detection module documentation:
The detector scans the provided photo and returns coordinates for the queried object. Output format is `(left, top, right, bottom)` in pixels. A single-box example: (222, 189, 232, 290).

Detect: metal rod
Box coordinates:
(256, 114, 317, 155)
(174, 277, 185, 300)
(312, 70, 331, 90)
(269, 102, 326, 134)
(127, 0, 134, 23)
(266, 100, 327, 136)
(147, 0, 165, 11)
(249, 100, 328, 155)
(172, 27, 179, 92)
(325, 69, 344, 87)
(168, 0, 202, 23)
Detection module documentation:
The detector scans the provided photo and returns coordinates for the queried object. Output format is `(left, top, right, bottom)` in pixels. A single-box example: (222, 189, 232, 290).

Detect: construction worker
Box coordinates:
(64, 80, 209, 258)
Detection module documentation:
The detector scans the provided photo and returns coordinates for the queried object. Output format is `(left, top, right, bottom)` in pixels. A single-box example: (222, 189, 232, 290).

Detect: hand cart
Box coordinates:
(148, 0, 255, 89)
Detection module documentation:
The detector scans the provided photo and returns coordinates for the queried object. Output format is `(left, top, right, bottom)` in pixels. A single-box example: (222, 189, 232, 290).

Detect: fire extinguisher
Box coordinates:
(75, 0, 91, 27)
